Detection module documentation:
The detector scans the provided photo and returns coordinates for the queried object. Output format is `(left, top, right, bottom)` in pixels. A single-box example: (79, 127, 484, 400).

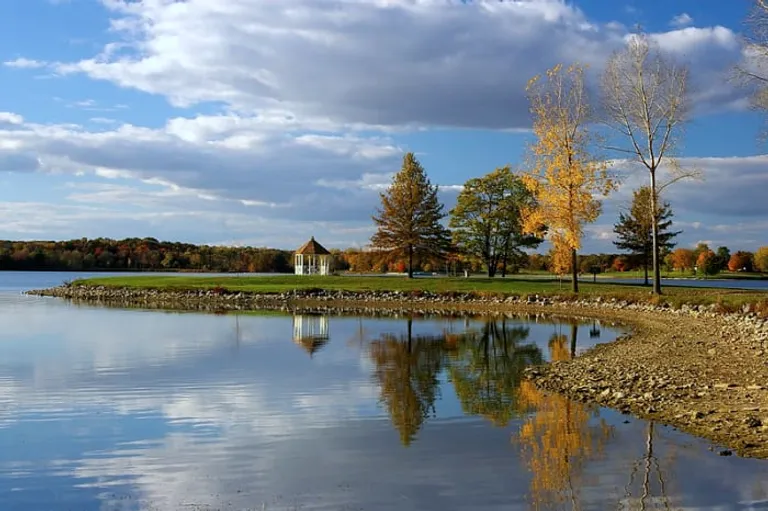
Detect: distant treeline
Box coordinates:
(2, 238, 766, 275)
(0, 238, 300, 273)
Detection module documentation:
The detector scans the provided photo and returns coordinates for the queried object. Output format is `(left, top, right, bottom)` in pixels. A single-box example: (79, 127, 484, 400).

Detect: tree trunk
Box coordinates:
(571, 248, 579, 293)
(408, 244, 414, 279)
(570, 322, 578, 359)
(650, 172, 662, 294)
(643, 249, 649, 286)
(501, 238, 509, 278)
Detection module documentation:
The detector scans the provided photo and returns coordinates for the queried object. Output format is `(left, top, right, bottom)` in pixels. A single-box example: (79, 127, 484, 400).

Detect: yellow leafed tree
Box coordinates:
(522, 63, 614, 292)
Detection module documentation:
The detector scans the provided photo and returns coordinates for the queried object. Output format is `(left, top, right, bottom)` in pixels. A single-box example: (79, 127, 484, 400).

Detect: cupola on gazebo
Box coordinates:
(294, 236, 331, 276)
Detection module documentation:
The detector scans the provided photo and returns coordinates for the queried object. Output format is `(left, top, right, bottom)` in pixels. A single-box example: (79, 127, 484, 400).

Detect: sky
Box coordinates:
(0, 0, 766, 253)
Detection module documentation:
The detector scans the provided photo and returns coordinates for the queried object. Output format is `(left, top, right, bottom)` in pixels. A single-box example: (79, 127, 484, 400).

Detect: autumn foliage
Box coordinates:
(728, 251, 754, 272)
(669, 248, 696, 272)
(696, 249, 720, 276)
(755, 246, 768, 273)
(522, 63, 614, 292)
(514, 331, 613, 508)
(371, 152, 451, 278)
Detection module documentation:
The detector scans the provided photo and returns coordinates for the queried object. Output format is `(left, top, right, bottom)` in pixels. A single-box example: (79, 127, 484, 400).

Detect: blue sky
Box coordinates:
(1, 0, 766, 252)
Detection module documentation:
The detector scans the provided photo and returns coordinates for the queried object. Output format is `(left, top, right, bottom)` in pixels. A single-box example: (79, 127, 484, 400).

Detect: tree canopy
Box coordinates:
(602, 33, 691, 294)
(613, 186, 679, 285)
(371, 153, 451, 278)
(523, 63, 614, 292)
(449, 166, 542, 277)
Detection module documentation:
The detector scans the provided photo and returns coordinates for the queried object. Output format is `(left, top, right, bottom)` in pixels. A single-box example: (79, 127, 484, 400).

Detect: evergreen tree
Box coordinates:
(371, 153, 451, 278)
(449, 166, 543, 277)
(613, 186, 680, 285)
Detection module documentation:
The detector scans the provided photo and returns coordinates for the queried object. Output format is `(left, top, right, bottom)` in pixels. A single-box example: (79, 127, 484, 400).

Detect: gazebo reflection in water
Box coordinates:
(292, 314, 330, 357)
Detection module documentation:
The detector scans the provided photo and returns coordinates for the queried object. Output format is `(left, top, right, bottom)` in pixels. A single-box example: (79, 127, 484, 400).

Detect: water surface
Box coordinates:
(0, 275, 767, 509)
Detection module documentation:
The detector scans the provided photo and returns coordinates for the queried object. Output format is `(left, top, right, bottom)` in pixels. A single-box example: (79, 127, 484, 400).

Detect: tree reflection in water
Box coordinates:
(514, 322, 614, 510)
(448, 317, 543, 426)
(368, 317, 450, 446)
(619, 421, 678, 511)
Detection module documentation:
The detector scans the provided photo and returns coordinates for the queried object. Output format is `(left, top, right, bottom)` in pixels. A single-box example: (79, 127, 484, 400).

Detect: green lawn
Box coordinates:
(74, 274, 768, 310)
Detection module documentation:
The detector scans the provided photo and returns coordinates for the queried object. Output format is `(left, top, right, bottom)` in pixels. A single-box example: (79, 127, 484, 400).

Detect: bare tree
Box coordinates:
(601, 34, 694, 295)
(737, 0, 768, 113)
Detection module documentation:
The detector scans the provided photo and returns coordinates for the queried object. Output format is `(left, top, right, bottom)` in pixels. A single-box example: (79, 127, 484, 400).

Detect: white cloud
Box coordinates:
(45, 0, 745, 130)
(0, 1, 763, 250)
(2, 57, 46, 69)
(0, 112, 24, 125)
(670, 13, 694, 28)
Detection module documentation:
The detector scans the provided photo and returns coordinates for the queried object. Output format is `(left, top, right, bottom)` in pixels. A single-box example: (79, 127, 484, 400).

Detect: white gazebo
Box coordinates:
(294, 236, 332, 275)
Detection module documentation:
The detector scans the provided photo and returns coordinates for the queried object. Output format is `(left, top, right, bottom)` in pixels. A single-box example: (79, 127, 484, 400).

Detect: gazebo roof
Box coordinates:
(295, 236, 331, 255)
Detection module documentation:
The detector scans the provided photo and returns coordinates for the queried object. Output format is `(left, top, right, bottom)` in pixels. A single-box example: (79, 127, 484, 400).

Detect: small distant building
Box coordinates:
(294, 236, 331, 276)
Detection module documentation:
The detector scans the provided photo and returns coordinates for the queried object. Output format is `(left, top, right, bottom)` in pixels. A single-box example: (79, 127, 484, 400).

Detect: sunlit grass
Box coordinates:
(74, 274, 768, 310)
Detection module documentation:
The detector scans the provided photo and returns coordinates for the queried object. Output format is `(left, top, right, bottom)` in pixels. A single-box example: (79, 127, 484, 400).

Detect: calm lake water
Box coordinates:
(1, 272, 767, 510)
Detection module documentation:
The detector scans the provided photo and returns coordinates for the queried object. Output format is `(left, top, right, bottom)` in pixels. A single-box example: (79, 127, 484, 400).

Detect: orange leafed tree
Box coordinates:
(522, 63, 614, 293)
(670, 248, 695, 272)
(728, 251, 754, 272)
(696, 249, 720, 276)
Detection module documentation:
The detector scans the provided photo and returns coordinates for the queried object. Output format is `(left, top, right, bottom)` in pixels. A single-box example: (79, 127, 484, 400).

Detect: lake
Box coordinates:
(1, 272, 767, 510)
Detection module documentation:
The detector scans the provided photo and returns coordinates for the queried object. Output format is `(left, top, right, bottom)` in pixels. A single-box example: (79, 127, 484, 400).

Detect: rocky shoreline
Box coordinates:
(27, 284, 768, 458)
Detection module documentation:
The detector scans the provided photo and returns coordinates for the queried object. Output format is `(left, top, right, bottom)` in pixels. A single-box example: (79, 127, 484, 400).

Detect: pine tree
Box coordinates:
(371, 152, 450, 278)
(613, 186, 679, 286)
(449, 166, 543, 277)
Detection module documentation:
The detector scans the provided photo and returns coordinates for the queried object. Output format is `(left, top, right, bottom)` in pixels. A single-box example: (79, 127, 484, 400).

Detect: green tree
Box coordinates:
(449, 166, 542, 277)
(715, 246, 731, 271)
(696, 249, 720, 276)
(371, 153, 451, 278)
(613, 186, 680, 286)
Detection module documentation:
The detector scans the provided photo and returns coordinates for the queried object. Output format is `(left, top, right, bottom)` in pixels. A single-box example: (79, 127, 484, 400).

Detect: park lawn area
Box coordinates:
(75, 274, 768, 310)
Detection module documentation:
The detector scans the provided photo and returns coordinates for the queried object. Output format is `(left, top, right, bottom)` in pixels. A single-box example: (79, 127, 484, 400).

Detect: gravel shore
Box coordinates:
(27, 284, 768, 458)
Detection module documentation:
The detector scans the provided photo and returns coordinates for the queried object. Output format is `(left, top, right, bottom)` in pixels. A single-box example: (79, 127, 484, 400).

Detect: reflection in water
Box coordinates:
(1, 299, 767, 510)
(449, 319, 543, 426)
(368, 317, 448, 445)
(619, 421, 676, 511)
(515, 324, 614, 510)
(292, 313, 330, 357)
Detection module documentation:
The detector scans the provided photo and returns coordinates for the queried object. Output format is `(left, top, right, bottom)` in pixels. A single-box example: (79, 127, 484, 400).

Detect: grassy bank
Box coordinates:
(74, 275, 768, 311)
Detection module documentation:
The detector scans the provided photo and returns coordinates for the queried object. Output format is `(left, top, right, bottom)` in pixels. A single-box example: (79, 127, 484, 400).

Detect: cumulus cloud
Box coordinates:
(47, 0, 745, 130)
(670, 13, 694, 28)
(1, 0, 763, 249)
